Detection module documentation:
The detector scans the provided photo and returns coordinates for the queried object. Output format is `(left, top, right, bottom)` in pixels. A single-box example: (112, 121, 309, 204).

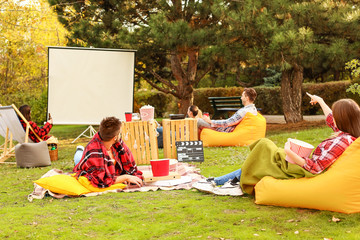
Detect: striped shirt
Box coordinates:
(211, 104, 258, 132)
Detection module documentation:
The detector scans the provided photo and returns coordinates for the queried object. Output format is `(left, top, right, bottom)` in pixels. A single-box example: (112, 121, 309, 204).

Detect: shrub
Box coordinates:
(134, 90, 174, 118)
(134, 81, 354, 116)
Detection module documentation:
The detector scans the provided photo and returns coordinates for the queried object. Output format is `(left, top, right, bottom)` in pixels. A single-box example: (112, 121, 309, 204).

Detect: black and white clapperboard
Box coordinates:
(175, 141, 204, 162)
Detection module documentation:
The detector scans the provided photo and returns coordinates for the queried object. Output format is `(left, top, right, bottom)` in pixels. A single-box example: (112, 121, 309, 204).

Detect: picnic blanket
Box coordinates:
(240, 138, 315, 195)
(28, 162, 203, 201)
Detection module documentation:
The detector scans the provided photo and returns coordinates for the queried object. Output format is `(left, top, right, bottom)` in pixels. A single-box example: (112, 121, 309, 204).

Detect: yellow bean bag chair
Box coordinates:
(200, 112, 266, 147)
(255, 137, 360, 213)
(34, 174, 126, 196)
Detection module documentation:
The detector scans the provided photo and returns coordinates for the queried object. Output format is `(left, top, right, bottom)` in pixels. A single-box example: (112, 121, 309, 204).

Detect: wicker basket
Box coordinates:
(48, 144, 58, 161)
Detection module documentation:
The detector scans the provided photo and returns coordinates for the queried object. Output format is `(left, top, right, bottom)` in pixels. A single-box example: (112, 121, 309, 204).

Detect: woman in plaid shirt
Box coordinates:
(73, 117, 143, 188)
(19, 105, 53, 143)
(194, 96, 360, 196)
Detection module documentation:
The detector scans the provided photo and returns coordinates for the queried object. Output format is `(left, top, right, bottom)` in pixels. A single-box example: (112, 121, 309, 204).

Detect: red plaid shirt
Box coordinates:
(73, 132, 143, 188)
(19, 119, 52, 143)
(303, 113, 356, 174)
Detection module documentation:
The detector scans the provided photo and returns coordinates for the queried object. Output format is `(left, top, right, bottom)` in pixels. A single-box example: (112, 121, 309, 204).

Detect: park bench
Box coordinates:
(208, 96, 243, 118)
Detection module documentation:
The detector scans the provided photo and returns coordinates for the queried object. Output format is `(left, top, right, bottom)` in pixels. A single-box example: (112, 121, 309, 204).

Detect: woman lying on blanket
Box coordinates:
(73, 116, 143, 188)
(18, 105, 55, 143)
(194, 95, 360, 196)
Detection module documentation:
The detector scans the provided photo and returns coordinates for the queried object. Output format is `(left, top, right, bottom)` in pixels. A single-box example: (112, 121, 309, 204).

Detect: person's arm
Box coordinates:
(115, 174, 143, 187)
(117, 141, 144, 180)
(210, 109, 246, 128)
(29, 121, 52, 139)
(284, 141, 306, 167)
(307, 93, 332, 117)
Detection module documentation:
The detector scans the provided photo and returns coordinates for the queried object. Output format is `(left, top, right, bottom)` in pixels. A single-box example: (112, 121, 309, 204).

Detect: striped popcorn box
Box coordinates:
(285, 138, 314, 164)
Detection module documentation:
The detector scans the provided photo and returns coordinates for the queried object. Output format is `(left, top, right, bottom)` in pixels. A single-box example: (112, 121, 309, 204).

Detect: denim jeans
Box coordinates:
(214, 168, 242, 185)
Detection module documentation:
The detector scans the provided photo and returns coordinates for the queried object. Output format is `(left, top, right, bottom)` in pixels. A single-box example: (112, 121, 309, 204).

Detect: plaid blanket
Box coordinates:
(28, 163, 203, 201)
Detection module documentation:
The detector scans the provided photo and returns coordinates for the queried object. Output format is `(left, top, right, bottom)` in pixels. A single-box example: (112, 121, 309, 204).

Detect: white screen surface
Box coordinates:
(48, 47, 135, 125)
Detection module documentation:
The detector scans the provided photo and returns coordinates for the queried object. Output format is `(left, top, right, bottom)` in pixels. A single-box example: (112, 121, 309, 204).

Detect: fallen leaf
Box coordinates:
(261, 229, 266, 231)
(254, 234, 260, 237)
(287, 219, 295, 222)
(332, 216, 341, 222)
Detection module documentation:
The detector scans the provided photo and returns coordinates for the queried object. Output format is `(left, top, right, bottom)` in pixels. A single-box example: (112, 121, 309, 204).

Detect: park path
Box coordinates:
(263, 115, 326, 124)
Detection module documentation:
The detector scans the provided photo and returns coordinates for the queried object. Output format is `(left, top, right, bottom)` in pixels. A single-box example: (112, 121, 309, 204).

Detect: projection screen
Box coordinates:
(48, 47, 135, 125)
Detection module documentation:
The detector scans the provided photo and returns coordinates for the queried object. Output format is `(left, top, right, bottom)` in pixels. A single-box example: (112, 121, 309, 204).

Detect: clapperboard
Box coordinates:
(175, 141, 204, 162)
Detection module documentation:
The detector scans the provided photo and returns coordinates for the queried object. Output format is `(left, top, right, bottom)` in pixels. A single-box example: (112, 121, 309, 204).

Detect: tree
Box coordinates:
(222, 0, 360, 122)
(0, 0, 67, 106)
(48, 0, 238, 113)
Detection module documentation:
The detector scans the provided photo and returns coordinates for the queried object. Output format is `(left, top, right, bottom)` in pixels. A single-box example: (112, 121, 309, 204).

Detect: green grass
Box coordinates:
(1, 125, 359, 239)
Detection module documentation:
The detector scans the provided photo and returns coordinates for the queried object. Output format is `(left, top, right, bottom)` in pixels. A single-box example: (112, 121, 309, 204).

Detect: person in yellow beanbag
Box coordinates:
(199, 88, 258, 132)
(73, 117, 143, 189)
(194, 96, 360, 196)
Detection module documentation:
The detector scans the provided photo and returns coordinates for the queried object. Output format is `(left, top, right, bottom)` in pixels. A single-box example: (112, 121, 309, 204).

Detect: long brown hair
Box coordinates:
(332, 99, 360, 138)
(19, 105, 31, 121)
(188, 105, 202, 118)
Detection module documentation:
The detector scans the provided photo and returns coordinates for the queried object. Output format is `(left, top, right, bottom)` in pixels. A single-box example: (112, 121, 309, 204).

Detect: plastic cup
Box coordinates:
(150, 159, 170, 177)
(125, 112, 132, 122)
(285, 138, 314, 163)
(203, 112, 209, 117)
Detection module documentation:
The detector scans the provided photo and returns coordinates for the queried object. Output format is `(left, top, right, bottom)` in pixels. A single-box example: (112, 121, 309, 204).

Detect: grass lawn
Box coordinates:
(1, 124, 359, 240)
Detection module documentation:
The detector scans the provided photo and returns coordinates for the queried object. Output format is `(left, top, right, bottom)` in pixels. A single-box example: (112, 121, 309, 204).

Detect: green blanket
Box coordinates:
(240, 138, 315, 195)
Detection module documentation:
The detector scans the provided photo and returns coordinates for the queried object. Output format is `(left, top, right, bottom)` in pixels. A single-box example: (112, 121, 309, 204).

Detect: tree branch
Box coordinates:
(148, 69, 177, 90)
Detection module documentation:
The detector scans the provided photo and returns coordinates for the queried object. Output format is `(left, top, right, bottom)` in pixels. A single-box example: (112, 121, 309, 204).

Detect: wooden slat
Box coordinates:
(138, 121, 146, 164)
(163, 119, 171, 158)
(149, 121, 159, 160)
(143, 121, 151, 162)
(171, 120, 177, 158)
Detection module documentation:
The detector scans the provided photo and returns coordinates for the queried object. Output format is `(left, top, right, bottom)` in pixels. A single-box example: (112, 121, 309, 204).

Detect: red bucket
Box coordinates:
(150, 159, 170, 177)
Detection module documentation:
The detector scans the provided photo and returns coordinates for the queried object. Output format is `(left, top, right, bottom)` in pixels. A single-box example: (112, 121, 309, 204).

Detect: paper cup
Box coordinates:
(140, 105, 154, 121)
(285, 138, 314, 163)
(150, 159, 170, 177)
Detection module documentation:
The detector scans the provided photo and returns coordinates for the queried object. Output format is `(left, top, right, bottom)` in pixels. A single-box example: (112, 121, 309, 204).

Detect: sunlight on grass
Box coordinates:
(1, 125, 359, 239)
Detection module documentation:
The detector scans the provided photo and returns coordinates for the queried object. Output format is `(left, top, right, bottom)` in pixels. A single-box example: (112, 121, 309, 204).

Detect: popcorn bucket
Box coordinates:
(140, 105, 155, 121)
(285, 138, 314, 164)
(150, 159, 170, 177)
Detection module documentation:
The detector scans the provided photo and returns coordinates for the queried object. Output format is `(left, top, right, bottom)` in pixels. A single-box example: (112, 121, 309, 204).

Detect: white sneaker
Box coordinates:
(212, 180, 243, 196)
(193, 179, 216, 194)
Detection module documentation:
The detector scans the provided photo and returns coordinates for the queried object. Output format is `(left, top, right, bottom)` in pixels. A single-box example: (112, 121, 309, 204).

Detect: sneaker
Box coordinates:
(193, 178, 216, 194)
(212, 180, 243, 196)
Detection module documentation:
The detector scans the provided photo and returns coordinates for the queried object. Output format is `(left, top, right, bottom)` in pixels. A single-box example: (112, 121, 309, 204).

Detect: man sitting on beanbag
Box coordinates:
(199, 88, 258, 132)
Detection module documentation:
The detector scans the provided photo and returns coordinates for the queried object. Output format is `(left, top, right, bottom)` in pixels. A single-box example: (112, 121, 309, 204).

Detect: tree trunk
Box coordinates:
(170, 49, 198, 115)
(281, 63, 304, 123)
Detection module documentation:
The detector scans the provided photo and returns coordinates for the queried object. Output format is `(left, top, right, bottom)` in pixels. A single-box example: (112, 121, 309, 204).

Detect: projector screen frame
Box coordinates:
(47, 46, 136, 125)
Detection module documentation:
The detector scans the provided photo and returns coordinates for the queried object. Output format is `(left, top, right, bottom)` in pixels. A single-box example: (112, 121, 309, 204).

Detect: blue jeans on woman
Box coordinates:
(214, 169, 242, 185)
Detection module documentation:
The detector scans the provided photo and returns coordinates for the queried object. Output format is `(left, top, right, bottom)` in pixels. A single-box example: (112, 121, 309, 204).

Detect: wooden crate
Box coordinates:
(120, 120, 159, 165)
(162, 118, 198, 159)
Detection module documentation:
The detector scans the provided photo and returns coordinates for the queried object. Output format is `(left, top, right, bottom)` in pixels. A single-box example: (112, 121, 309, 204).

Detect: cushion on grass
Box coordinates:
(255, 137, 360, 214)
(34, 174, 91, 196)
(15, 141, 51, 168)
(77, 176, 126, 192)
(200, 112, 266, 147)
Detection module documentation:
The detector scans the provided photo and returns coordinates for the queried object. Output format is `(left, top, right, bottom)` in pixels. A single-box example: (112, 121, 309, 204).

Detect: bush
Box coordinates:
(134, 81, 354, 116)
(134, 90, 174, 118)
(0, 88, 47, 124)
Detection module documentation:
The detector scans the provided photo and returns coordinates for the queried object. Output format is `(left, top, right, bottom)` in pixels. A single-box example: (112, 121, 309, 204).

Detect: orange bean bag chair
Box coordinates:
(254, 137, 360, 213)
(200, 112, 266, 147)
